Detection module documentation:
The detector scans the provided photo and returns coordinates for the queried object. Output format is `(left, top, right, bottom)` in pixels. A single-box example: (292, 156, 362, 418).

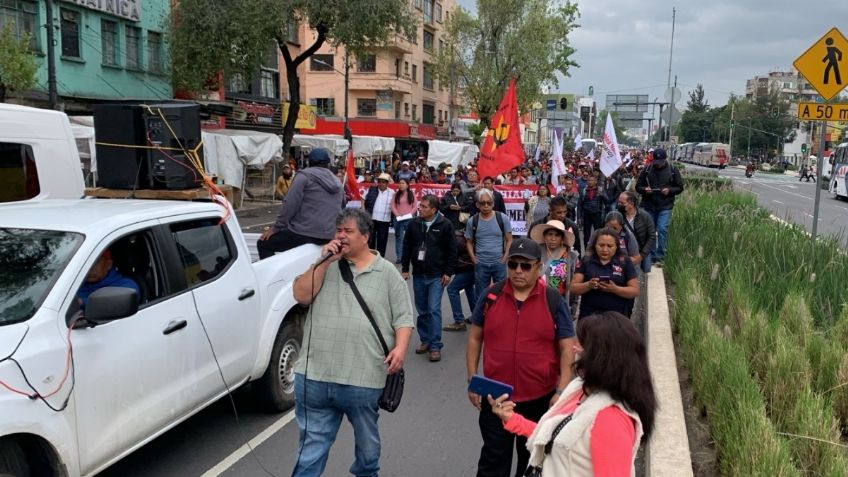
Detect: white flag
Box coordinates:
(574, 134, 583, 151)
(550, 130, 567, 192)
(599, 114, 623, 177)
(623, 152, 633, 166)
(534, 144, 540, 163)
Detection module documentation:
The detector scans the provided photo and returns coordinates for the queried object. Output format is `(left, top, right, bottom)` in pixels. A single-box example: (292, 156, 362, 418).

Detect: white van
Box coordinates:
(0, 104, 86, 203)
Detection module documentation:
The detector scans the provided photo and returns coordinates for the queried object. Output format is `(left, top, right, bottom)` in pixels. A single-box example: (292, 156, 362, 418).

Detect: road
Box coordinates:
(100, 224, 484, 477)
(687, 164, 848, 245)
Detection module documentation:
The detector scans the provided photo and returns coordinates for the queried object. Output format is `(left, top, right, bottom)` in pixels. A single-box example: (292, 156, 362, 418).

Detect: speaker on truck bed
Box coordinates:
(93, 103, 204, 190)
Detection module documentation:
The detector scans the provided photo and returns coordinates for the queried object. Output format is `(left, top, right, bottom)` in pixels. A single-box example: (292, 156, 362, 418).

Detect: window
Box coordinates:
(228, 73, 249, 94)
(423, 64, 434, 89)
(310, 54, 334, 71)
(414, 0, 423, 9)
(0, 0, 38, 50)
(286, 19, 298, 44)
(412, 104, 418, 121)
(395, 101, 401, 119)
(435, 2, 442, 22)
(357, 98, 377, 117)
(423, 104, 435, 124)
(259, 68, 279, 98)
(404, 102, 409, 117)
(395, 58, 400, 78)
(412, 64, 417, 82)
(60, 9, 80, 58)
(424, 0, 433, 24)
(404, 61, 409, 76)
(357, 54, 376, 73)
(147, 31, 163, 73)
(423, 30, 434, 52)
(125, 26, 141, 69)
(0, 142, 39, 202)
(311, 98, 335, 116)
(171, 219, 235, 288)
(439, 39, 444, 54)
(101, 20, 118, 65)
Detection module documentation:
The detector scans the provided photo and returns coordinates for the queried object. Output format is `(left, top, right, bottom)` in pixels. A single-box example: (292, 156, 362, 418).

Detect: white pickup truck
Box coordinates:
(0, 198, 319, 476)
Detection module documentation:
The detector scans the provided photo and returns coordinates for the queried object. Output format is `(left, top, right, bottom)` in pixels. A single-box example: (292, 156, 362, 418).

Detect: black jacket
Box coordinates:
(624, 208, 656, 259)
(402, 213, 457, 277)
(635, 163, 684, 211)
(579, 186, 607, 215)
(468, 189, 506, 215)
(363, 186, 380, 215)
(440, 192, 471, 230)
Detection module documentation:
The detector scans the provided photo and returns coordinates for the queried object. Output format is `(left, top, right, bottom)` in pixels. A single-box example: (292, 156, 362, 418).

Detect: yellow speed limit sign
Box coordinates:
(797, 102, 848, 121)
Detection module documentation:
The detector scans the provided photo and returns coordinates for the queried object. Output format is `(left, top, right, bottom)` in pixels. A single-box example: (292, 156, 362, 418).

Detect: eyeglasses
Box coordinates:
(507, 261, 534, 272)
(477, 201, 493, 206)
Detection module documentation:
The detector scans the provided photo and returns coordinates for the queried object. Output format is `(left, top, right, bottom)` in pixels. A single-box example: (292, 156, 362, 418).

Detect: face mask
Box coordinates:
(617, 205, 627, 215)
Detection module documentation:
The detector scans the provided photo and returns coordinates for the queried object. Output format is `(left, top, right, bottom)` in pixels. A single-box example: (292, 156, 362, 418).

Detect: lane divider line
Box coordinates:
(200, 410, 296, 477)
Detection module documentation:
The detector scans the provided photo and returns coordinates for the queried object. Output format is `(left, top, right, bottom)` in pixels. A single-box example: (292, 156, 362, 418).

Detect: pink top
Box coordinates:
(503, 390, 636, 476)
(390, 191, 418, 218)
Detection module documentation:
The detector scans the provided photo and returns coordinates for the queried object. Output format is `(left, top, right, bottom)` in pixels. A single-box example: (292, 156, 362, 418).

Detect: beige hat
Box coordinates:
(530, 220, 575, 249)
(377, 173, 393, 182)
(444, 166, 456, 175)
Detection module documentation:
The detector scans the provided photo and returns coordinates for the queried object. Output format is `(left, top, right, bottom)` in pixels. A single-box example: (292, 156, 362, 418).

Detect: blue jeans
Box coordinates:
(413, 276, 445, 351)
(649, 209, 672, 261)
(641, 253, 652, 274)
(475, 261, 506, 301)
(446, 271, 476, 323)
(393, 219, 411, 263)
(291, 374, 383, 477)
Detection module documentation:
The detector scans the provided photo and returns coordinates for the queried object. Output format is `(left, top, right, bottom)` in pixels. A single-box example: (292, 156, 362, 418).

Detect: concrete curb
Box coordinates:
(645, 268, 694, 477)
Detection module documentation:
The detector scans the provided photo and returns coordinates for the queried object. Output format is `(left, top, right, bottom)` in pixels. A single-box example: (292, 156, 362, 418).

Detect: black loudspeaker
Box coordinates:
(93, 104, 149, 189)
(93, 103, 203, 190)
(143, 104, 203, 190)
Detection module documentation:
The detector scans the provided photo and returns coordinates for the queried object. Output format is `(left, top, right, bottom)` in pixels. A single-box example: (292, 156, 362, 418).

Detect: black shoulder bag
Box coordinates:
(338, 259, 405, 412)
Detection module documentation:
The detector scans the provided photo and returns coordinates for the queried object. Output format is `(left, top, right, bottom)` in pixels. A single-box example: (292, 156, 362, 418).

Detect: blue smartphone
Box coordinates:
(468, 374, 513, 399)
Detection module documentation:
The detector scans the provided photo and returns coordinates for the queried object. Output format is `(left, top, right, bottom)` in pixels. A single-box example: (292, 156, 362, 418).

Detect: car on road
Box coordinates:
(0, 199, 318, 477)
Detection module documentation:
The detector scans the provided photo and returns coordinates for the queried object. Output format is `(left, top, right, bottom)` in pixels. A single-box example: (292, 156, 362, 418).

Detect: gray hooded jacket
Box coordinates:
(272, 167, 343, 240)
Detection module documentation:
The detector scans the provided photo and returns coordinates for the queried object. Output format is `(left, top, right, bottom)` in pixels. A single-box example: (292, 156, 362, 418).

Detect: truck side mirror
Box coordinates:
(85, 287, 139, 325)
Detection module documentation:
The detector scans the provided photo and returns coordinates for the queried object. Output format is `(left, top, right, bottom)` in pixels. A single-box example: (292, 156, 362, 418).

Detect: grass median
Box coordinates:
(664, 185, 848, 475)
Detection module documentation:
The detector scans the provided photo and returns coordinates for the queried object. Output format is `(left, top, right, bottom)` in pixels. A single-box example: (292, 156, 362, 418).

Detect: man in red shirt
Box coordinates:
(466, 238, 576, 477)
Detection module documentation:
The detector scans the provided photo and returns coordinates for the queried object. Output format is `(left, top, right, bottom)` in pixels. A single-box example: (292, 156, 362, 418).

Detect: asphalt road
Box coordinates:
(100, 231, 485, 477)
(687, 164, 848, 245)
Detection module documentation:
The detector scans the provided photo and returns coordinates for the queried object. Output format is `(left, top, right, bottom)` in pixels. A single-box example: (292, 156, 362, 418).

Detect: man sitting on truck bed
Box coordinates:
(77, 249, 140, 310)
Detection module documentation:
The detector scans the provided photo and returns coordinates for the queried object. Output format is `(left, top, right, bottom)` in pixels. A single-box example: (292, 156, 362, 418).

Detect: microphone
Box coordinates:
(314, 249, 339, 267)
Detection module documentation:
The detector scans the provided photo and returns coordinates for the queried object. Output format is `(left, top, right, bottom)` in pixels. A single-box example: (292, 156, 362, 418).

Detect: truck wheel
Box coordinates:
(254, 318, 302, 412)
(0, 438, 31, 477)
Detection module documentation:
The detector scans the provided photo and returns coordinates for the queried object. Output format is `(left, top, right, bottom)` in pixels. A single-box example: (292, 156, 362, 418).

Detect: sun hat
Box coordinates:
(530, 220, 576, 249)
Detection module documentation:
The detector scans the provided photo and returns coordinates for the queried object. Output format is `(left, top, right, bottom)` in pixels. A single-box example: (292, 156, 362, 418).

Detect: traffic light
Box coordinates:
(580, 106, 590, 122)
(730, 120, 734, 129)
(559, 97, 568, 110)
(801, 143, 808, 153)
(772, 107, 779, 118)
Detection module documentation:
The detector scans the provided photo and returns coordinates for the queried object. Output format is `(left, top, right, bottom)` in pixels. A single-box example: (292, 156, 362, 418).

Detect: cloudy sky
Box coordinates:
(455, 0, 846, 110)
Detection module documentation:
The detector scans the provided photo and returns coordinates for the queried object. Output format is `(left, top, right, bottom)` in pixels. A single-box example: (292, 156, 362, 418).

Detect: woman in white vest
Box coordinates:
(488, 311, 656, 477)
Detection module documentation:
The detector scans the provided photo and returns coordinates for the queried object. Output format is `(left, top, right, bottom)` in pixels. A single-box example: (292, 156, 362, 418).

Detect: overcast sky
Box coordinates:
(455, 0, 846, 111)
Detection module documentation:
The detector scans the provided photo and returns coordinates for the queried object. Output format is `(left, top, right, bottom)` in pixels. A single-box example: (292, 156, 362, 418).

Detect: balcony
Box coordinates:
(385, 34, 414, 54)
(348, 73, 413, 95)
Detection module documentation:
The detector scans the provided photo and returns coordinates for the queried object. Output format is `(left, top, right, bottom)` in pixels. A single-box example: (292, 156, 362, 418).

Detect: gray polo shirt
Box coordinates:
(295, 252, 414, 389)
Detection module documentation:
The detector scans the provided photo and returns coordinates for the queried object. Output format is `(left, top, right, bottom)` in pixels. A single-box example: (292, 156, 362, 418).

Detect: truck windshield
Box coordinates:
(0, 228, 83, 325)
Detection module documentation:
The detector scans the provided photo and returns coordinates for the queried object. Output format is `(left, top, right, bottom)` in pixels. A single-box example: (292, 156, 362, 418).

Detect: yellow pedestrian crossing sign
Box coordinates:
(794, 27, 848, 101)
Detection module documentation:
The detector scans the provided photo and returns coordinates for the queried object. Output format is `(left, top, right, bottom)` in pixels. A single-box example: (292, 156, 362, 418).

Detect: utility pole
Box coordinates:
(812, 120, 827, 243)
(343, 53, 351, 145)
(45, 0, 58, 109)
(728, 102, 735, 158)
(665, 7, 676, 142)
(746, 118, 752, 160)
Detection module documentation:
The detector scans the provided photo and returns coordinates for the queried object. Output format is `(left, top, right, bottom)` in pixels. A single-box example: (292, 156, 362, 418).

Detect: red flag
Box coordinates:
(345, 149, 362, 200)
(477, 79, 526, 180)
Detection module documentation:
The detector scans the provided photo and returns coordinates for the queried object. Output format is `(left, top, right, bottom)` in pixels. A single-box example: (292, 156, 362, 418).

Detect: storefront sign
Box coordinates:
(281, 102, 317, 130)
(227, 100, 283, 132)
(63, 0, 141, 22)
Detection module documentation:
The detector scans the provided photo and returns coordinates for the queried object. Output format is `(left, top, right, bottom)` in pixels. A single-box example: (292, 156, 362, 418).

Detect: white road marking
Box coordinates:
(772, 200, 785, 205)
(757, 182, 815, 201)
(242, 220, 277, 230)
(201, 410, 296, 477)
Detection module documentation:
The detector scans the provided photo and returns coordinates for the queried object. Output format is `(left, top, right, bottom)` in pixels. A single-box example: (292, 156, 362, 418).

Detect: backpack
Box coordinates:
(482, 280, 560, 327)
(471, 211, 505, 252)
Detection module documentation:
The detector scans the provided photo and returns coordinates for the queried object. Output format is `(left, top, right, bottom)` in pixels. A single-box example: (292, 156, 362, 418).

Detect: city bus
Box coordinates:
(674, 143, 696, 163)
(828, 143, 848, 200)
(692, 142, 729, 168)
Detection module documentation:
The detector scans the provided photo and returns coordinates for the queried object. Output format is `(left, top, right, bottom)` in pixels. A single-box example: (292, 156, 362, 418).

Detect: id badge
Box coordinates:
(417, 246, 426, 261)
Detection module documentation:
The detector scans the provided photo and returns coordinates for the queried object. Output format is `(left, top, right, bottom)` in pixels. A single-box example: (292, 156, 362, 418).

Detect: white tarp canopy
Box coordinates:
(68, 116, 97, 172)
(427, 140, 479, 168)
(202, 129, 283, 189)
(291, 134, 349, 157)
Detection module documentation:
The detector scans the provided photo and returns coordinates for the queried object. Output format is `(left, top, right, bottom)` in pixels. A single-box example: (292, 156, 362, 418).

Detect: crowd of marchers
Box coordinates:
(256, 145, 684, 477)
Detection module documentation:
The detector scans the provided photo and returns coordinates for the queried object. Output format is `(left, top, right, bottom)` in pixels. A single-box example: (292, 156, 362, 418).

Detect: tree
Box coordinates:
(169, 0, 417, 155)
(433, 0, 579, 127)
(686, 83, 709, 113)
(677, 84, 714, 143)
(594, 109, 625, 139)
(0, 24, 37, 103)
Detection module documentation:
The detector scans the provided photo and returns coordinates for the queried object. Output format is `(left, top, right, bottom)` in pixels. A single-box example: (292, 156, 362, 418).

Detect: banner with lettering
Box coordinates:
(347, 183, 550, 235)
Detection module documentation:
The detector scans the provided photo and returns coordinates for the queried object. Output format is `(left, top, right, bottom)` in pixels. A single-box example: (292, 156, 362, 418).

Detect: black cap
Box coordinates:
(508, 238, 542, 260)
(653, 148, 668, 161)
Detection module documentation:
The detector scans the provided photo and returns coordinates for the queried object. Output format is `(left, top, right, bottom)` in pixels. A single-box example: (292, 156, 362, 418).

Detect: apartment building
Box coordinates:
(291, 0, 459, 144)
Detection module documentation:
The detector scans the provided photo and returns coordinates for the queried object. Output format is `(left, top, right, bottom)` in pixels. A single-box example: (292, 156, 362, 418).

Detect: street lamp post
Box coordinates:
(313, 56, 351, 146)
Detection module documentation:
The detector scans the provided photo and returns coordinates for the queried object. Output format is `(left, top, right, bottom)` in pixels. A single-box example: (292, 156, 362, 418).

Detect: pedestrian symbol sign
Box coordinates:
(794, 27, 848, 101)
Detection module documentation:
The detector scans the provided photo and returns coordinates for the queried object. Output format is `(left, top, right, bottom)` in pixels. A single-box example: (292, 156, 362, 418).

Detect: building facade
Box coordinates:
(291, 0, 459, 143)
(1, 0, 172, 111)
